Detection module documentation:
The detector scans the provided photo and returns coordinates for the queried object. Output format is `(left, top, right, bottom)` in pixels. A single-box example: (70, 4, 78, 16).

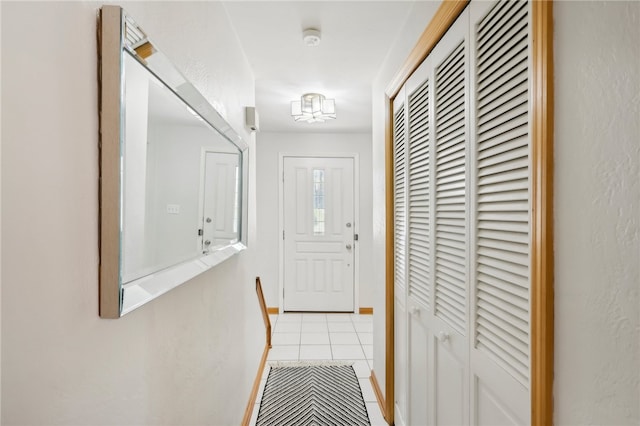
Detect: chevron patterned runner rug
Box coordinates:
(256, 363, 371, 426)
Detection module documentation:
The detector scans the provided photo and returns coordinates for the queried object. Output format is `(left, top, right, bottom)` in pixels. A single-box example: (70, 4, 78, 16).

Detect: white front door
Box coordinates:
(283, 156, 355, 312)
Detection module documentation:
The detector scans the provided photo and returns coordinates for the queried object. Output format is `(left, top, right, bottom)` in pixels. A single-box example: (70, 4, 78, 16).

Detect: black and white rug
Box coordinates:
(256, 363, 371, 426)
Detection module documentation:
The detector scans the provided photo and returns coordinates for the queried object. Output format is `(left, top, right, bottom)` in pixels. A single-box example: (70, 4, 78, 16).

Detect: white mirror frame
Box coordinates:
(98, 6, 248, 318)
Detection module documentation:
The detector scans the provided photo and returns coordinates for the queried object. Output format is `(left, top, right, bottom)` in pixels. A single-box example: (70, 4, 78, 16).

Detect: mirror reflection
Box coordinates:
(99, 6, 248, 318)
(121, 52, 241, 284)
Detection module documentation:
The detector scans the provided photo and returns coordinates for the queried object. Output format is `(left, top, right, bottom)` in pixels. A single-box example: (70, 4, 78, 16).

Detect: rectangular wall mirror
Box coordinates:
(99, 6, 249, 318)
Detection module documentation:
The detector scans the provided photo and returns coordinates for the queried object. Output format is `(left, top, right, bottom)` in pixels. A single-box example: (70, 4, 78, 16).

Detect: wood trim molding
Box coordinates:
(240, 343, 270, 426)
(370, 370, 387, 421)
(384, 1, 554, 425)
(267, 307, 279, 315)
(384, 93, 395, 425)
(359, 307, 374, 315)
(531, 1, 555, 425)
(385, 0, 470, 99)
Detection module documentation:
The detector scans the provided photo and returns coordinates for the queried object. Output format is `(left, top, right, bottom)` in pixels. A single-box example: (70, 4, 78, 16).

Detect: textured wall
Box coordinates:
(554, 1, 640, 424)
(1, 2, 260, 424)
(254, 132, 373, 309)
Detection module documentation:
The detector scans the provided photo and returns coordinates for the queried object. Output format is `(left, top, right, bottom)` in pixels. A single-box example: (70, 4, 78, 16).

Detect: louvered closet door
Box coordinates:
(392, 89, 409, 426)
(392, 1, 533, 424)
(428, 10, 470, 425)
(405, 57, 432, 426)
(469, 0, 532, 423)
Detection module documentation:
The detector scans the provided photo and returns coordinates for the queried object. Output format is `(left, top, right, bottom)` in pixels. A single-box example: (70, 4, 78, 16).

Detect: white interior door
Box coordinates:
(405, 55, 432, 426)
(428, 10, 470, 425)
(468, 0, 532, 422)
(202, 151, 239, 252)
(392, 89, 409, 426)
(283, 156, 355, 312)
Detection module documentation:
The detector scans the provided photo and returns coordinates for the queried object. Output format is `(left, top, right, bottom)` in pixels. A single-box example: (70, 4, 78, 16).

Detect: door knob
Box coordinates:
(437, 331, 450, 342)
(346, 244, 352, 250)
(410, 306, 420, 316)
(204, 240, 211, 246)
(206, 217, 212, 223)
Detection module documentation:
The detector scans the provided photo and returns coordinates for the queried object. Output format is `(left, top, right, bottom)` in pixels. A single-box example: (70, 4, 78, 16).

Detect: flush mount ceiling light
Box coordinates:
(291, 93, 336, 123)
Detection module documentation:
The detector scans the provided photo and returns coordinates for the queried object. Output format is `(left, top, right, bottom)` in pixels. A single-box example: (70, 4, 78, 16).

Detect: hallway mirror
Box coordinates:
(99, 6, 248, 318)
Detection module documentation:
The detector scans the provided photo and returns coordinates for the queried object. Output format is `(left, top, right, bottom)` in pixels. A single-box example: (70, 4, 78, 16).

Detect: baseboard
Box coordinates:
(241, 343, 269, 426)
(268, 307, 371, 315)
(370, 369, 388, 423)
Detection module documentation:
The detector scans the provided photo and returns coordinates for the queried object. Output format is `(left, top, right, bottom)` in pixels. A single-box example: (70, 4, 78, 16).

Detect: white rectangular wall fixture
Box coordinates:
(246, 106, 259, 132)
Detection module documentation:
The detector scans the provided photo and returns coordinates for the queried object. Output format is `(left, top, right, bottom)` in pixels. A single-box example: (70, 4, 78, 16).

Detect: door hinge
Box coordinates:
(198, 228, 203, 236)
(354, 233, 359, 241)
(283, 230, 285, 240)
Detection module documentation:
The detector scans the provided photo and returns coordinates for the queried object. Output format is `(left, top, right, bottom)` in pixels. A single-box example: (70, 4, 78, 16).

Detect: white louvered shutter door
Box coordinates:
(427, 10, 470, 425)
(394, 102, 407, 299)
(434, 41, 468, 336)
(392, 93, 409, 426)
(407, 79, 431, 311)
(469, 0, 531, 422)
(404, 57, 432, 426)
(392, 1, 534, 423)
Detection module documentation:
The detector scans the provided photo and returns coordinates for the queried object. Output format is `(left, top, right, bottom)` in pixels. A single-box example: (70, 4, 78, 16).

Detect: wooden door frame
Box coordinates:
(382, 1, 554, 424)
(278, 153, 361, 313)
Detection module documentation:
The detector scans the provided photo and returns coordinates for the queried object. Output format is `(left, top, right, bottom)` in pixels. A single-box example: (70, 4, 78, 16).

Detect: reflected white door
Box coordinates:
(283, 157, 355, 312)
(202, 152, 239, 252)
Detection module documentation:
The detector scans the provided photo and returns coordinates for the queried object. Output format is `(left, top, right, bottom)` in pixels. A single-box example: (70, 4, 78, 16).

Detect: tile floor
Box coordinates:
(249, 313, 387, 426)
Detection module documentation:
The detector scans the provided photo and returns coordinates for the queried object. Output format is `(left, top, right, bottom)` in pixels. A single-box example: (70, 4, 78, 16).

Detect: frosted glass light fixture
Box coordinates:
(291, 93, 336, 123)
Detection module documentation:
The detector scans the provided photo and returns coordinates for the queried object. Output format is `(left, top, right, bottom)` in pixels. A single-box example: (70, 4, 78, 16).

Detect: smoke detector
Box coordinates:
(302, 28, 321, 47)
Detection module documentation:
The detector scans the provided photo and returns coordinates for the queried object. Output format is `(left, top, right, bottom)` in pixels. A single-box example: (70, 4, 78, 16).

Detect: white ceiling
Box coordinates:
(222, 1, 417, 133)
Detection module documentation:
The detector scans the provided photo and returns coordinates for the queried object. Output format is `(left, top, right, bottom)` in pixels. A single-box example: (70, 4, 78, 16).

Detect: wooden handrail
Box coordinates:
(241, 277, 273, 426)
(256, 277, 272, 348)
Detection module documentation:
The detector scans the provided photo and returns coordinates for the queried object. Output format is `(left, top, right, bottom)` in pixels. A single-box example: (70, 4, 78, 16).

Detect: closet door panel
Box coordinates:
(471, 355, 528, 425)
(394, 298, 408, 426)
(428, 9, 470, 425)
(407, 77, 432, 312)
(405, 58, 434, 426)
(408, 313, 429, 426)
(469, 0, 532, 422)
(392, 90, 409, 426)
(394, 93, 408, 305)
(434, 36, 468, 336)
(434, 334, 466, 425)
(392, 1, 534, 423)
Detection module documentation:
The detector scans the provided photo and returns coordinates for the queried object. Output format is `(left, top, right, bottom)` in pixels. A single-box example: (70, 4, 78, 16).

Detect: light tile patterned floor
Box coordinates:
(250, 313, 387, 426)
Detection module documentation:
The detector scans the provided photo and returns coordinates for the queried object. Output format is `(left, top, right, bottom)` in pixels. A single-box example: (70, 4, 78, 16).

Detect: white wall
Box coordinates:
(255, 132, 373, 309)
(370, 0, 640, 422)
(1, 2, 262, 424)
(370, 0, 440, 399)
(554, 2, 639, 424)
